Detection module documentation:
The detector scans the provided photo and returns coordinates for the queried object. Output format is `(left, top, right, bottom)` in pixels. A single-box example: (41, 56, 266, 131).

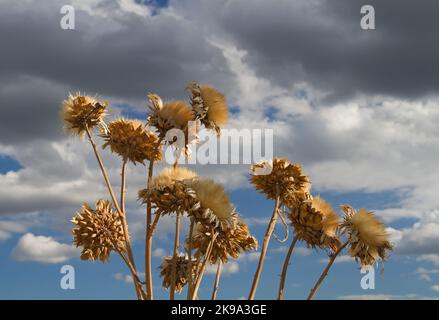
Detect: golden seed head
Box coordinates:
(289, 196, 341, 251)
(340, 207, 393, 267)
(148, 166, 198, 190)
(189, 221, 258, 264)
(187, 82, 228, 135)
(71, 199, 125, 262)
(147, 94, 194, 140)
(159, 254, 199, 293)
(101, 118, 162, 164)
(251, 158, 311, 207)
(139, 173, 237, 230)
(138, 167, 199, 216)
(61, 93, 108, 137)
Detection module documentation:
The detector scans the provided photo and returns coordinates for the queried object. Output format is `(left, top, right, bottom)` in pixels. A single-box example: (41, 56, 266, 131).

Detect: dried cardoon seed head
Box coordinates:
(251, 158, 311, 207)
(289, 196, 341, 251)
(190, 221, 258, 264)
(71, 199, 125, 262)
(147, 94, 194, 139)
(138, 167, 198, 216)
(184, 178, 238, 230)
(340, 206, 392, 267)
(61, 93, 108, 137)
(159, 254, 199, 293)
(101, 118, 162, 164)
(187, 82, 228, 135)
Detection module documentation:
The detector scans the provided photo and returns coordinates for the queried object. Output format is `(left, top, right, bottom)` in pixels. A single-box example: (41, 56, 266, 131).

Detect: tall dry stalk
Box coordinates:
(144, 159, 155, 300)
(191, 229, 218, 300)
(307, 241, 348, 300)
(277, 234, 299, 300)
(85, 126, 144, 299)
(170, 213, 181, 300)
(211, 260, 222, 300)
(248, 194, 280, 300)
(186, 219, 195, 299)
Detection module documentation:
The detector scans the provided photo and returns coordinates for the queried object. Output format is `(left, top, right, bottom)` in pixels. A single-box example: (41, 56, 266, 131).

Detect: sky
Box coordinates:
(1, 0, 439, 300)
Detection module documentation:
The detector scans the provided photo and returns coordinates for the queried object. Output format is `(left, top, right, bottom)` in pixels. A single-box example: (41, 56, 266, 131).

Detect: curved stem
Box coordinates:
(191, 230, 218, 300)
(85, 126, 143, 300)
(170, 213, 181, 300)
(277, 234, 299, 300)
(307, 241, 349, 300)
(211, 260, 222, 300)
(144, 159, 155, 300)
(248, 195, 280, 300)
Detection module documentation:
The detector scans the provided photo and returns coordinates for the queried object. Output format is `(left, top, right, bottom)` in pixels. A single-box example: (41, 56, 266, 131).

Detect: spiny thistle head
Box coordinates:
(71, 199, 125, 262)
(187, 82, 228, 135)
(147, 94, 194, 139)
(190, 221, 258, 264)
(159, 254, 199, 293)
(250, 158, 311, 208)
(61, 93, 108, 137)
(184, 178, 238, 230)
(101, 118, 162, 164)
(289, 196, 341, 251)
(340, 206, 392, 267)
(148, 166, 198, 190)
(138, 167, 198, 216)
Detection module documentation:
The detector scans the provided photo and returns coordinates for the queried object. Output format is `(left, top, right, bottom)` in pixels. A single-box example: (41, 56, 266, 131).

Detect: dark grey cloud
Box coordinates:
(1, 0, 439, 146)
(0, 0, 232, 145)
(207, 0, 439, 102)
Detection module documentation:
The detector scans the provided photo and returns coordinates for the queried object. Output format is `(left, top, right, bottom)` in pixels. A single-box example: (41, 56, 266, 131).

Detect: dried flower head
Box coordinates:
(147, 94, 194, 139)
(139, 167, 198, 216)
(101, 118, 162, 164)
(190, 221, 258, 264)
(159, 254, 199, 293)
(289, 196, 341, 251)
(184, 178, 238, 230)
(140, 169, 237, 230)
(71, 199, 125, 262)
(340, 206, 392, 267)
(251, 158, 311, 208)
(187, 82, 228, 135)
(61, 93, 108, 137)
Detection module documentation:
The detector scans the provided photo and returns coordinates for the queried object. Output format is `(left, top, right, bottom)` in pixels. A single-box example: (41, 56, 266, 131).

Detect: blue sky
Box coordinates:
(2, 0, 439, 300)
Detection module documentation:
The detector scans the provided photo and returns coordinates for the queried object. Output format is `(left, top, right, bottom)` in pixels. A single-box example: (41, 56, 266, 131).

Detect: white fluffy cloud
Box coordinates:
(206, 261, 239, 276)
(11, 233, 78, 263)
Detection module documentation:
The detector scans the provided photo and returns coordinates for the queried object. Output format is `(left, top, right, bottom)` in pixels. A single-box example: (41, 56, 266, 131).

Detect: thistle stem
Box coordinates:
(191, 230, 218, 300)
(307, 241, 349, 300)
(145, 159, 155, 300)
(85, 126, 142, 300)
(211, 260, 222, 300)
(170, 212, 181, 300)
(248, 195, 280, 300)
(186, 219, 195, 300)
(277, 234, 299, 300)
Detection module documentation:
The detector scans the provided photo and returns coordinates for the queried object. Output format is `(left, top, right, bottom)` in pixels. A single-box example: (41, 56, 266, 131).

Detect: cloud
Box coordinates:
(153, 248, 166, 258)
(319, 255, 355, 264)
(113, 272, 146, 284)
(272, 246, 311, 257)
(431, 285, 439, 292)
(206, 261, 239, 276)
(416, 255, 439, 266)
(338, 294, 438, 300)
(415, 267, 439, 282)
(392, 212, 439, 256)
(11, 233, 78, 263)
(0, 220, 26, 241)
